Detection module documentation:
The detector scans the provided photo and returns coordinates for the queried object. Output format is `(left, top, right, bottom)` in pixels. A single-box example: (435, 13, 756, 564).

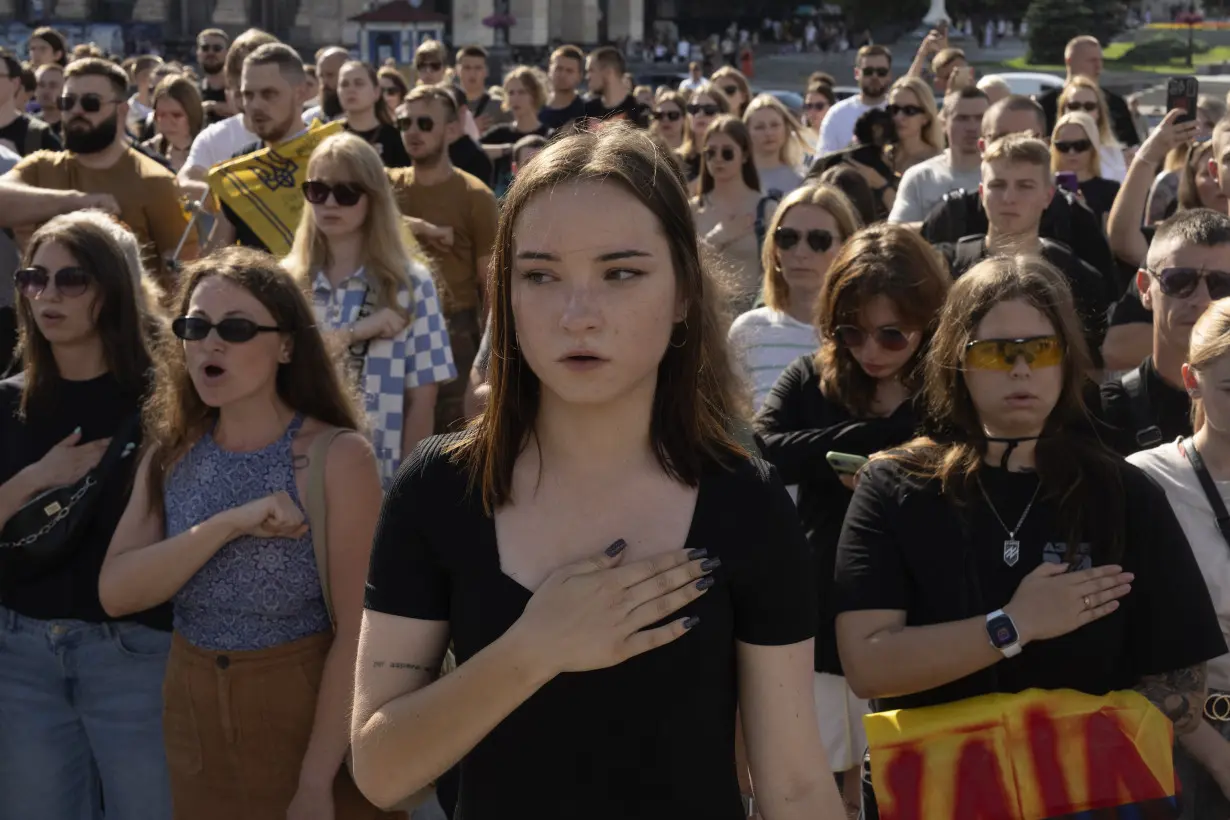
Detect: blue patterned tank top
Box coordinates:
(165, 414, 332, 651)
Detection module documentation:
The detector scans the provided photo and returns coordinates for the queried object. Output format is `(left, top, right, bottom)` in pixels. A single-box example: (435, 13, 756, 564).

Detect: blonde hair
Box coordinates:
(743, 93, 810, 171)
(888, 75, 942, 151)
(1058, 76, 1118, 148)
(1188, 299, 1230, 431)
(285, 133, 428, 319)
(1051, 111, 1102, 178)
(760, 183, 862, 313)
(502, 64, 548, 112)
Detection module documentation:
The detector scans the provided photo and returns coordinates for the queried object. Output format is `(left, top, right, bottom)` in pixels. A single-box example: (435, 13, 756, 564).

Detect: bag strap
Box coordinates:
(953, 236, 985, 277)
(754, 190, 782, 250)
(1122, 368, 1163, 449)
(305, 428, 347, 628)
(1180, 437, 1230, 547)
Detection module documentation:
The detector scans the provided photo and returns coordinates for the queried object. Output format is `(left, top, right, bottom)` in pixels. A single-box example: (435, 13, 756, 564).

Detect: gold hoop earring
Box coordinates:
(669, 317, 688, 349)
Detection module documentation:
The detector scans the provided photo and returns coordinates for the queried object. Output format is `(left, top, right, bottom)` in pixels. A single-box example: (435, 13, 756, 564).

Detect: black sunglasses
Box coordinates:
(775, 227, 834, 253)
(58, 93, 119, 113)
(704, 146, 736, 162)
(416, 61, 442, 72)
(803, 101, 829, 111)
(381, 86, 401, 96)
(396, 115, 435, 133)
(687, 103, 719, 116)
(860, 66, 890, 78)
(833, 325, 912, 352)
(1065, 101, 1099, 113)
(198, 43, 226, 53)
(887, 103, 925, 117)
(172, 316, 284, 344)
(1148, 267, 1230, 300)
(721, 84, 740, 97)
(15, 266, 92, 298)
(302, 180, 365, 206)
(1054, 138, 1092, 154)
(652, 109, 683, 122)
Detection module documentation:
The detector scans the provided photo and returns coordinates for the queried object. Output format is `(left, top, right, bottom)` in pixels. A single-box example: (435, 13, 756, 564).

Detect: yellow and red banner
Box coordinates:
(865, 689, 1178, 819)
(207, 120, 345, 257)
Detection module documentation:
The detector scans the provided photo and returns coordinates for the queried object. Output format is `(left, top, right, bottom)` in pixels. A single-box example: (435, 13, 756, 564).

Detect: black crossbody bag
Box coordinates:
(1180, 437, 1230, 546)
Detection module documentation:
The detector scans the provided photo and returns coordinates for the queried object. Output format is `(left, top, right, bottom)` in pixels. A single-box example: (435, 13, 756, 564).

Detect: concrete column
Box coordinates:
(212, 0, 249, 27)
(606, 0, 642, 42)
(509, 0, 548, 46)
(452, 0, 496, 48)
(548, 0, 564, 42)
(558, 0, 598, 44)
(51, 0, 90, 20)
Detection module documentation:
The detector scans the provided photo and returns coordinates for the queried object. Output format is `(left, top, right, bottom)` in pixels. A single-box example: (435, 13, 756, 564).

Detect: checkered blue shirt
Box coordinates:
(311, 262, 456, 487)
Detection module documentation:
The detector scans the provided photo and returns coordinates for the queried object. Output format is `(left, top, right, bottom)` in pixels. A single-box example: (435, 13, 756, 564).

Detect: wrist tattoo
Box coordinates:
(1136, 663, 1207, 736)
(372, 660, 436, 675)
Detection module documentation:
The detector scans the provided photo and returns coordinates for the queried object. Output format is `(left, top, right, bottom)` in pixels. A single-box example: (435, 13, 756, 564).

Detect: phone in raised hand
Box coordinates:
(1166, 76, 1199, 125)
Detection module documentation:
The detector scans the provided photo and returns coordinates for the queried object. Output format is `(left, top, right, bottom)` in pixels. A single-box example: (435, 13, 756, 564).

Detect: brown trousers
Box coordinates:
(162, 631, 398, 820)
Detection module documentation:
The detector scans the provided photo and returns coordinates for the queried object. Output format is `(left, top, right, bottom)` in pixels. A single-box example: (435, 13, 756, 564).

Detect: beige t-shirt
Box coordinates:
(692, 194, 775, 316)
(1128, 439, 1230, 690)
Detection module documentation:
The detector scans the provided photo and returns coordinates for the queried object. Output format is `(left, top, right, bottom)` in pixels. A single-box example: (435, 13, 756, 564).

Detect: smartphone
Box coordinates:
(826, 451, 869, 476)
(1055, 171, 1080, 193)
(1167, 76, 1199, 124)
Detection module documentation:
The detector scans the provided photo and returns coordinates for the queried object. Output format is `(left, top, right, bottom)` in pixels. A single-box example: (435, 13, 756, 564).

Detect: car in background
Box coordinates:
(982, 71, 1065, 98)
(762, 89, 804, 116)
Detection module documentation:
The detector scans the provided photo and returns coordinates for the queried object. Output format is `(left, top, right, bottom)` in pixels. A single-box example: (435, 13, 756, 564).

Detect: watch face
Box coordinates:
(988, 615, 1018, 648)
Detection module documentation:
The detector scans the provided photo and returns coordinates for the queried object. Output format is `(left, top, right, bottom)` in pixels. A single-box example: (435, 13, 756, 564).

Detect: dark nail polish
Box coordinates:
(696, 576, 715, 591)
(687, 548, 708, 560)
(700, 557, 722, 572)
(605, 539, 627, 557)
(683, 616, 700, 630)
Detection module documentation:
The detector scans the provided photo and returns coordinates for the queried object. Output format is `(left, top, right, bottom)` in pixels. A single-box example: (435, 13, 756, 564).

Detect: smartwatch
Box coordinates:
(985, 609, 1022, 658)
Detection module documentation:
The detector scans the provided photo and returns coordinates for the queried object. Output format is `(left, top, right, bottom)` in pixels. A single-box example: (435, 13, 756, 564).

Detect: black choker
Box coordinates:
(986, 436, 1041, 470)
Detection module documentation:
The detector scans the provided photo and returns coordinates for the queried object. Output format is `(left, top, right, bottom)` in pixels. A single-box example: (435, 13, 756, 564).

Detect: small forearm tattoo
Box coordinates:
(1136, 663, 1207, 736)
(371, 660, 436, 675)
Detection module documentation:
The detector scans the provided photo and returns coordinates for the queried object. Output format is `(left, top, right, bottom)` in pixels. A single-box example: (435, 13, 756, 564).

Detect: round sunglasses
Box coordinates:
(704, 146, 737, 162)
(302, 180, 365, 207)
(16, 266, 92, 298)
(1148, 267, 1230, 300)
(172, 316, 284, 344)
(1054, 139, 1092, 154)
(721, 84, 740, 97)
(887, 103, 925, 118)
(833, 325, 912, 352)
(965, 335, 1063, 371)
(775, 227, 834, 253)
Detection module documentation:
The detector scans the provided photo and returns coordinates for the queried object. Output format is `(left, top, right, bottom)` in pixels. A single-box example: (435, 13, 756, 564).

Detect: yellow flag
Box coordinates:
(207, 120, 345, 256)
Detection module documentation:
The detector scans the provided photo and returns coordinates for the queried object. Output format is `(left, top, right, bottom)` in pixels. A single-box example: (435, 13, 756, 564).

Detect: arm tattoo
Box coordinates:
(1135, 663, 1207, 736)
(371, 660, 437, 677)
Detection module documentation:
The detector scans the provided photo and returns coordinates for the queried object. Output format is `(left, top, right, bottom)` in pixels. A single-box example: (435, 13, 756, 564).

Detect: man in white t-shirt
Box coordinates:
(678, 61, 705, 93)
(889, 86, 989, 225)
(817, 44, 892, 155)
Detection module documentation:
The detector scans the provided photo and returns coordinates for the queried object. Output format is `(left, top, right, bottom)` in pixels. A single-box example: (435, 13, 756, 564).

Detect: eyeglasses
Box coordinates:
(1065, 101, 1099, 113)
(1148, 267, 1230, 300)
(416, 61, 443, 72)
(802, 101, 829, 112)
(775, 227, 834, 253)
(704, 146, 736, 162)
(58, 93, 120, 113)
(302, 180, 365, 206)
(687, 103, 719, 116)
(198, 43, 226, 53)
(396, 115, 435, 133)
(965, 335, 1063, 371)
(651, 109, 683, 122)
(887, 103, 925, 117)
(721, 84, 739, 97)
(15, 266, 92, 298)
(172, 316, 283, 343)
(833, 325, 913, 351)
(860, 66, 890, 78)
(1054, 138, 1092, 154)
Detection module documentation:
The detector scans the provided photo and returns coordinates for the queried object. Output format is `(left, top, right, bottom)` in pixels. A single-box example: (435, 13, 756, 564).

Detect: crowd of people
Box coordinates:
(0, 17, 1229, 820)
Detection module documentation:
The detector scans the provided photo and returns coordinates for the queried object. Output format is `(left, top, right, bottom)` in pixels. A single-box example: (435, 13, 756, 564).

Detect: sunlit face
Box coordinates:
(28, 37, 59, 69)
(61, 75, 125, 143)
(1068, 44, 1103, 82)
(774, 205, 843, 295)
(1213, 137, 1230, 202)
(855, 55, 891, 98)
(652, 100, 684, 143)
(505, 76, 534, 116)
(197, 35, 228, 75)
(690, 92, 720, 141)
(307, 158, 369, 239)
(154, 96, 190, 141)
(241, 63, 305, 142)
(549, 55, 581, 93)
(398, 99, 451, 162)
(459, 56, 487, 92)
(934, 58, 967, 93)
(747, 106, 786, 158)
(379, 80, 404, 110)
(183, 276, 289, 408)
(415, 54, 446, 86)
(318, 51, 347, 91)
(981, 158, 1052, 236)
(1065, 88, 1101, 124)
(1196, 152, 1227, 211)
(338, 63, 378, 115)
(803, 91, 830, 130)
(1053, 122, 1094, 175)
(511, 179, 682, 407)
(703, 131, 744, 183)
(948, 96, 989, 155)
(888, 87, 924, 141)
(715, 76, 746, 111)
(1186, 351, 1230, 440)
(963, 298, 1064, 438)
(1140, 241, 1230, 358)
(23, 241, 100, 348)
(35, 65, 62, 109)
(585, 55, 607, 95)
(841, 294, 920, 380)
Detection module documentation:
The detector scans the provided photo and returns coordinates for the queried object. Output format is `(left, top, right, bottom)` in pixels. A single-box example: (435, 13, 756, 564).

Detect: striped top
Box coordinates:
(728, 307, 819, 411)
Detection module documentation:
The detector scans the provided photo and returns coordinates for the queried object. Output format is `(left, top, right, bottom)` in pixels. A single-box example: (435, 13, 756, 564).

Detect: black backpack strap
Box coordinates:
(1122, 368, 1163, 449)
(1181, 437, 1230, 546)
(754, 189, 783, 251)
(952, 236, 984, 277)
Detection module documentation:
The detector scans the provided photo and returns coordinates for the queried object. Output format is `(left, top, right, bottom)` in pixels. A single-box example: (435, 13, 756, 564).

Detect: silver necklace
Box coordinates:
(977, 476, 1041, 567)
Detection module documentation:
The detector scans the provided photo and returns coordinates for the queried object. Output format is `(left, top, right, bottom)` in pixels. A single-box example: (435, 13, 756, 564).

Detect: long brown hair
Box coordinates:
(152, 74, 205, 140)
(696, 115, 760, 198)
(341, 59, 394, 127)
(144, 248, 361, 516)
(16, 217, 152, 417)
(450, 124, 746, 511)
(885, 255, 1125, 561)
(815, 224, 949, 416)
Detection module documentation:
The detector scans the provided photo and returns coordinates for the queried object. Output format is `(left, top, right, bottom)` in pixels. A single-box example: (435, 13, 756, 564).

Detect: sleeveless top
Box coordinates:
(166, 414, 332, 651)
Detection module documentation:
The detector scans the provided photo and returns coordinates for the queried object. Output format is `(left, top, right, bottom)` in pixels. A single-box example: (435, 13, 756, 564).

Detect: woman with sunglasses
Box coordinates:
(729, 183, 861, 410)
(143, 75, 203, 173)
(711, 66, 751, 116)
(649, 90, 688, 152)
(1051, 111, 1119, 227)
(1128, 298, 1230, 818)
(744, 94, 809, 197)
(884, 76, 941, 175)
(351, 122, 841, 820)
(338, 60, 411, 169)
(377, 67, 408, 112)
(413, 41, 449, 87)
(1058, 77, 1127, 183)
(287, 133, 455, 488)
(802, 82, 834, 135)
(99, 248, 397, 820)
(680, 83, 731, 182)
(693, 116, 775, 315)
(834, 255, 1225, 818)
(0, 215, 170, 819)
(755, 224, 950, 817)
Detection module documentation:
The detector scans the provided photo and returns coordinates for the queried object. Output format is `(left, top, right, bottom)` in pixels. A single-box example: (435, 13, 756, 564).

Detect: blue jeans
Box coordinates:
(0, 607, 172, 820)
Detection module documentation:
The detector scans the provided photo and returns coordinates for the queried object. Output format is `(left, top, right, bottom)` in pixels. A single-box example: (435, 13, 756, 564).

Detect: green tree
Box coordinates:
(1085, 0, 1129, 47)
(1025, 0, 1093, 63)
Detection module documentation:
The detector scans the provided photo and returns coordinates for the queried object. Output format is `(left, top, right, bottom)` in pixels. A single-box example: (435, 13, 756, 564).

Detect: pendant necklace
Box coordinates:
(977, 475, 1041, 567)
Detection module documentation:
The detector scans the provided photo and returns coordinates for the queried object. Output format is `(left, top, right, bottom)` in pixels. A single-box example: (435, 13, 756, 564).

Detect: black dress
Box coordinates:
(365, 435, 817, 820)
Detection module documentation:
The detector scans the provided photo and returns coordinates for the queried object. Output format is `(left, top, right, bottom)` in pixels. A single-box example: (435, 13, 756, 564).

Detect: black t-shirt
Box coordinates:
(219, 141, 272, 253)
(365, 435, 816, 820)
(539, 97, 586, 131)
(754, 354, 920, 675)
(0, 113, 61, 156)
(480, 122, 551, 196)
(1109, 277, 1151, 328)
(1097, 356, 1191, 456)
(582, 94, 647, 128)
(347, 121, 411, 168)
(1078, 176, 1121, 224)
(1039, 87, 1141, 148)
(446, 136, 494, 188)
(835, 457, 1225, 712)
(0, 373, 171, 630)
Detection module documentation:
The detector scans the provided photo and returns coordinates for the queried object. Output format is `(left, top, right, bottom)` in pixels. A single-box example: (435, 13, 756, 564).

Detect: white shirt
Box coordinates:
(1099, 144, 1127, 183)
(728, 307, 818, 411)
(817, 95, 887, 156)
(888, 152, 983, 224)
(678, 76, 706, 93)
(183, 114, 257, 174)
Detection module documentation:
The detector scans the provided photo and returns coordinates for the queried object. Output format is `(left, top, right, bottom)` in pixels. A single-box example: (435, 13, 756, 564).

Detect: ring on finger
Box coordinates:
(1082, 595, 1091, 610)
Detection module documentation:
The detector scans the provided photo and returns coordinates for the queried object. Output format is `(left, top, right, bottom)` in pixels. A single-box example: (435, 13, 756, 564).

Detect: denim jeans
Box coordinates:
(0, 607, 172, 820)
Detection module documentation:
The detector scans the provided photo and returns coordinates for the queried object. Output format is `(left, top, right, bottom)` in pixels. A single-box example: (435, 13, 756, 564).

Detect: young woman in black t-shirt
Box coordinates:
(339, 60, 411, 169)
(834, 255, 1227, 816)
(755, 223, 949, 814)
(351, 125, 842, 820)
(0, 215, 171, 818)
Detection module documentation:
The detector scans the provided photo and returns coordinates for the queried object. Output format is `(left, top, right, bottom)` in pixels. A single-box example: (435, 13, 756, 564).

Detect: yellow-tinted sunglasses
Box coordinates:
(965, 335, 1063, 371)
